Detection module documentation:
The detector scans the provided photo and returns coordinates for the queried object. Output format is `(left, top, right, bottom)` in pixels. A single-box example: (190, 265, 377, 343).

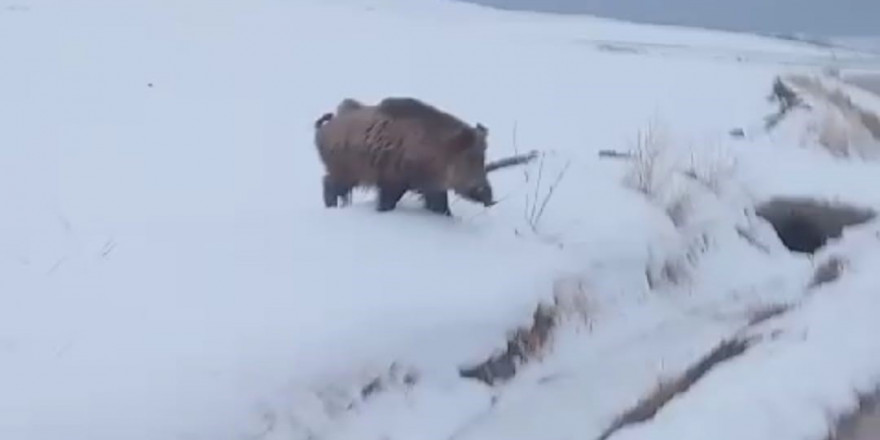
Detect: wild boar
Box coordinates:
(313, 97, 494, 216)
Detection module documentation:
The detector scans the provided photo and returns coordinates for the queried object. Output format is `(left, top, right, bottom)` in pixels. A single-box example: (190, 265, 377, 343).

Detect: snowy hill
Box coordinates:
(832, 37, 880, 55)
(2, 1, 880, 440)
(457, 0, 880, 37)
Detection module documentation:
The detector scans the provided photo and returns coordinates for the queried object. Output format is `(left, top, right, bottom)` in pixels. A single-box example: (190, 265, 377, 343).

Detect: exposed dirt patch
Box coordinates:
(762, 76, 809, 132)
(747, 303, 792, 326)
(359, 363, 419, 402)
(809, 255, 848, 289)
(785, 75, 880, 158)
(801, 77, 880, 142)
(459, 303, 557, 386)
(596, 337, 756, 440)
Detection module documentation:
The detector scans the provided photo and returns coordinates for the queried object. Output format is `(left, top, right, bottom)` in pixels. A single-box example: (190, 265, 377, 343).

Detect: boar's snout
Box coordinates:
(461, 183, 495, 207)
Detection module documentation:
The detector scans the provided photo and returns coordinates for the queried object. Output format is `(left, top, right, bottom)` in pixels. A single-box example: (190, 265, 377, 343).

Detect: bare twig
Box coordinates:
(622, 123, 675, 198)
(504, 121, 569, 234)
(532, 159, 572, 230)
(529, 154, 546, 223)
(100, 239, 117, 259)
(46, 257, 67, 276)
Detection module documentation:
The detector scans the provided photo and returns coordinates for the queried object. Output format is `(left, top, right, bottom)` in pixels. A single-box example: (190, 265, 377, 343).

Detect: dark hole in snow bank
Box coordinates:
(755, 197, 876, 254)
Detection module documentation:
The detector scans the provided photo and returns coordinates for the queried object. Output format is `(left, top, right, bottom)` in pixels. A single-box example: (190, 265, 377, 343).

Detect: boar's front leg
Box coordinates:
(421, 190, 452, 216)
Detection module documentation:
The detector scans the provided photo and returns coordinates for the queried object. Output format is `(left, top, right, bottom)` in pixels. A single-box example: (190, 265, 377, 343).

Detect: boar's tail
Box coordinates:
(314, 112, 334, 129)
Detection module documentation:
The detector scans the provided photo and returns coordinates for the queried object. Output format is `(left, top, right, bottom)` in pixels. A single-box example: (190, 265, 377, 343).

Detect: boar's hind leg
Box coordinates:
(323, 175, 353, 208)
(376, 182, 407, 212)
(421, 190, 451, 216)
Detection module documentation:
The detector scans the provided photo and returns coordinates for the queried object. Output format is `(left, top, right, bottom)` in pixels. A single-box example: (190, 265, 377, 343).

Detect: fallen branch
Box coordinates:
(598, 149, 634, 160)
(485, 150, 539, 173)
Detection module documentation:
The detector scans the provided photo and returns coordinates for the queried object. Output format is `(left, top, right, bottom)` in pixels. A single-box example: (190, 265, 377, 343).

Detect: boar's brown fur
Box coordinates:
(336, 98, 364, 115)
(313, 97, 494, 215)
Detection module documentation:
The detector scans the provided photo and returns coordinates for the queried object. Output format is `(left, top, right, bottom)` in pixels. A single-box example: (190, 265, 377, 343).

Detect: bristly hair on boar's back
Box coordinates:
(313, 97, 495, 216)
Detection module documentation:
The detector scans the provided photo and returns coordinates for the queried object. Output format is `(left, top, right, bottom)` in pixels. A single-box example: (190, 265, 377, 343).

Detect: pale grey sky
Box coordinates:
(460, 0, 879, 37)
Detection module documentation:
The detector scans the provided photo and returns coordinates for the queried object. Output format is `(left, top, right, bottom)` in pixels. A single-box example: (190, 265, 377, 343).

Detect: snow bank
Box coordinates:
(610, 223, 880, 440)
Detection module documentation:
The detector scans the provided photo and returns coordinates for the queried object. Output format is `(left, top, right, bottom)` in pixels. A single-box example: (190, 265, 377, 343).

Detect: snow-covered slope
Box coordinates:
(832, 37, 880, 55)
(2, 1, 880, 440)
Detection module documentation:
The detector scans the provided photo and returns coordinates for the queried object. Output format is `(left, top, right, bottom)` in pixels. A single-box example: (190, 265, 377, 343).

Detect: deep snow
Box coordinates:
(2, 1, 880, 440)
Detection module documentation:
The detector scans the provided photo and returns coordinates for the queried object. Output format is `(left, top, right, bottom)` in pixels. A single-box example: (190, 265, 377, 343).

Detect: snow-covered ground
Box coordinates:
(2, 1, 880, 440)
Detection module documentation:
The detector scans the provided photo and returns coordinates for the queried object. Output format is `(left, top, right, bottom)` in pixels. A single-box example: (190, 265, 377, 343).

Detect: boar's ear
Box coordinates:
(474, 123, 488, 150)
(475, 123, 488, 137)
